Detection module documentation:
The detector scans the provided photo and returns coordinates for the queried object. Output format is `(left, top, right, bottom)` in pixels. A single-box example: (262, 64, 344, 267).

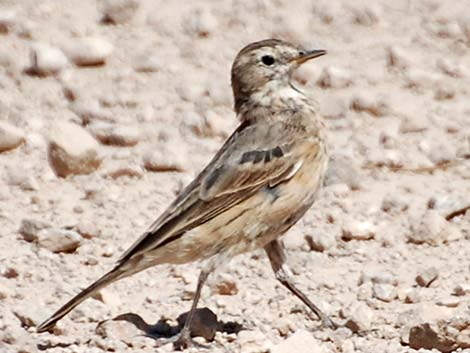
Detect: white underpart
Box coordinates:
(252, 82, 303, 106)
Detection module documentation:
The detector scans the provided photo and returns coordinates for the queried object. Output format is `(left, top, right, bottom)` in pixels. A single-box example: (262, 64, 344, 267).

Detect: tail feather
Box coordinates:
(36, 266, 124, 333)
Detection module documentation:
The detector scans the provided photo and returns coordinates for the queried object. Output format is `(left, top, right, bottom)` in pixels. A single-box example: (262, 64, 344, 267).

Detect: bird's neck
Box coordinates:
(235, 81, 313, 123)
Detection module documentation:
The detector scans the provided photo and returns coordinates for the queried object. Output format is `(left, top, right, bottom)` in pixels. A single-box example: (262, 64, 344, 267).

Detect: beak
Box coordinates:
(292, 49, 327, 64)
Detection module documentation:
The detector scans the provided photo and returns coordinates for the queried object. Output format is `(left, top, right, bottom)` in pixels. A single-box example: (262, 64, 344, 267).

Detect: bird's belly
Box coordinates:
(157, 154, 327, 264)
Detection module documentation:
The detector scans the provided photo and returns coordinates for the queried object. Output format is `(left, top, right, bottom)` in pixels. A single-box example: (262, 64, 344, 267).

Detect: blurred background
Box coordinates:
(0, 1, 469, 352)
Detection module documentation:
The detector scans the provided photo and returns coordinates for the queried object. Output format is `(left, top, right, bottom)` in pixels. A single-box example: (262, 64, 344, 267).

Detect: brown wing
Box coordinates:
(117, 121, 309, 264)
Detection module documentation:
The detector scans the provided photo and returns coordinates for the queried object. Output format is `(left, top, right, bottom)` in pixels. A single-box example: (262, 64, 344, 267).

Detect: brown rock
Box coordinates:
(212, 275, 238, 296)
(48, 121, 102, 177)
(409, 323, 457, 352)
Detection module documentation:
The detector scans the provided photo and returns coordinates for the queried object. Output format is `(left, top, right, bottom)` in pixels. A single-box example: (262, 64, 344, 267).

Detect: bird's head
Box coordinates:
(231, 39, 326, 114)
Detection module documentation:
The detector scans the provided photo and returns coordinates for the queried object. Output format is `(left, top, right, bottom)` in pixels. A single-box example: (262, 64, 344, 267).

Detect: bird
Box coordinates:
(36, 38, 331, 350)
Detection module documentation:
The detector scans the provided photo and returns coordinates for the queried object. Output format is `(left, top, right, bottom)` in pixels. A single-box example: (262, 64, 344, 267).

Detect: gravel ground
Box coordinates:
(1, 1, 469, 352)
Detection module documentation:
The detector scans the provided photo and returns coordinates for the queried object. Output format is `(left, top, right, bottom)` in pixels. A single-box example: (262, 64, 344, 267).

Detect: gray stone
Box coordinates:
(373, 283, 397, 302)
(19, 219, 51, 242)
(37, 228, 82, 253)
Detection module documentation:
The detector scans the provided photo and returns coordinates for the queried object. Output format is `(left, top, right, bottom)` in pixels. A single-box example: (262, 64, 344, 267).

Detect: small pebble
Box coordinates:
(65, 37, 114, 66)
(416, 267, 439, 287)
(387, 46, 410, 70)
(0, 122, 25, 152)
(342, 220, 376, 241)
(408, 210, 461, 245)
(373, 283, 397, 302)
(48, 120, 102, 177)
(305, 232, 336, 252)
(37, 228, 82, 253)
(28, 43, 68, 75)
(143, 146, 185, 172)
(351, 93, 389, 117)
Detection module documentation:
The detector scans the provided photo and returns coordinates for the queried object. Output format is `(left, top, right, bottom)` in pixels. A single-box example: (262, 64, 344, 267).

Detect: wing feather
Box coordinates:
(117, 121, 310, 264)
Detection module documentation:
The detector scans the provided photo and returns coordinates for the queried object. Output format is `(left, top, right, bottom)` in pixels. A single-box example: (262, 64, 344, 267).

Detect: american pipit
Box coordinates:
(37, 39, 331, 349)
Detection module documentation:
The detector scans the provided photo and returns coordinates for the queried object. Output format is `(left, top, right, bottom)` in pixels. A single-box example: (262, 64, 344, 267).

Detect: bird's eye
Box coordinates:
(261, 55, 275, 66)
(298, 50, 305, 56)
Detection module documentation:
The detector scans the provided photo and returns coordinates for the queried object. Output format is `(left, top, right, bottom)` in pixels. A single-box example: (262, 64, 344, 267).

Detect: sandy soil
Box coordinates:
(1, 0, 469, 352)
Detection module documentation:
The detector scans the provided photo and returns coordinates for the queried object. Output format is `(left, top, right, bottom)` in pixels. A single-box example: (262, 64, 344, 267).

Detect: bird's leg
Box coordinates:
(172, 267, 211, 351)
(264, 239, 336, 329)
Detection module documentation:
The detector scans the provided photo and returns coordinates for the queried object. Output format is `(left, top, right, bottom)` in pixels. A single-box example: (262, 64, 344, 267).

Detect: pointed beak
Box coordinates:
(292, 49, 327, 64)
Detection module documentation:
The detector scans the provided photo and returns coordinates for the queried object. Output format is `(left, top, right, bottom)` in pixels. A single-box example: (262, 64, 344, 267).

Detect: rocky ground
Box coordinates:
(1, 0, 470, 352)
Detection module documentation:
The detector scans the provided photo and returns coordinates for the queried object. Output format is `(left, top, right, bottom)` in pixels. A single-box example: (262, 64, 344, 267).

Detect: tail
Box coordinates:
(36, 266, 125, 333)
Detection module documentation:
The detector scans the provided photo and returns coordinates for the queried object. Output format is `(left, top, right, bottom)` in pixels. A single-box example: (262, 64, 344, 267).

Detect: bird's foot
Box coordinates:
(320, 314, 338, 330)
(155, 329, 209, 351)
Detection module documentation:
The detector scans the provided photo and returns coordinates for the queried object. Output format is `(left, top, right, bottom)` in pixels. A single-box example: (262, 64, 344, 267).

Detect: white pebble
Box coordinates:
(342, 220, 376, 240)
(66, 37, 114, 66)
(29, 42, 68, 75)
(0, 121, 24, 152)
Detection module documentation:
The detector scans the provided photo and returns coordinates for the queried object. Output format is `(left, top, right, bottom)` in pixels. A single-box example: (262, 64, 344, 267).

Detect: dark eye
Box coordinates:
(261, 55, 275, 66)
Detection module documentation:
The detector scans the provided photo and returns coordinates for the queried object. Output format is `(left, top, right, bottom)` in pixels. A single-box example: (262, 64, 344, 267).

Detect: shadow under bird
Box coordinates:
(37, 38, 331, 350)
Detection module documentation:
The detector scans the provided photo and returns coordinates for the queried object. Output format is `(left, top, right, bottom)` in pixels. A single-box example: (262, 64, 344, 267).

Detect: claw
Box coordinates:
(155, 330, 209, 351)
